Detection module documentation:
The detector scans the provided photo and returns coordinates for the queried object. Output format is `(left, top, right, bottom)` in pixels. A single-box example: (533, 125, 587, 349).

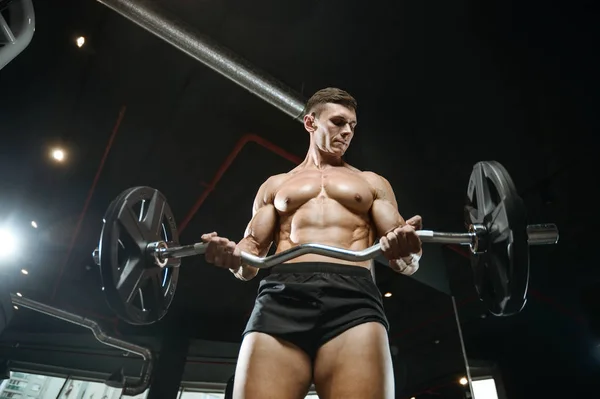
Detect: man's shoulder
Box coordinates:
(253, 173, 289, 207)
(339, 162, 388, 188)
(343, 163, 383, 179)
(259, 172, 290, 193)
(358, 170, 388, 186)
(264, 172, 290, 185)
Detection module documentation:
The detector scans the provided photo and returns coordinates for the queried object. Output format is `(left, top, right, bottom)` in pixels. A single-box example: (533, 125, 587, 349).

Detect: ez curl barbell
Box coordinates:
(93, 161, 558, 325)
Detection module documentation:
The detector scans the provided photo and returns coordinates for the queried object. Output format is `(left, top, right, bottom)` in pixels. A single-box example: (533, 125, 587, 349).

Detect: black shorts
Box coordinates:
(243, 262, 390, 360)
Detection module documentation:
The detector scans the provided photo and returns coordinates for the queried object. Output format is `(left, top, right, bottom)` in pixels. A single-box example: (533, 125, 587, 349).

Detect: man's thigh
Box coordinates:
(313, 322, 394, 399)
(233, 332, 313, 399)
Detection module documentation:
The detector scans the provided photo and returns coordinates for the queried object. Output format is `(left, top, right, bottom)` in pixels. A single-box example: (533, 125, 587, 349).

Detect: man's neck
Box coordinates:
(302, 145, 344, 169)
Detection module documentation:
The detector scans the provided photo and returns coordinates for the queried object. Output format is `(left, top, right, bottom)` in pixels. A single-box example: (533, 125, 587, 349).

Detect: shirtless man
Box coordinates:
(201, 88, 423, 399)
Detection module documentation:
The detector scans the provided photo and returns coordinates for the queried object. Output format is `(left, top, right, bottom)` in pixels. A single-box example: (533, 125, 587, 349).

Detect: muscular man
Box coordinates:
(201, 88, 423, 399)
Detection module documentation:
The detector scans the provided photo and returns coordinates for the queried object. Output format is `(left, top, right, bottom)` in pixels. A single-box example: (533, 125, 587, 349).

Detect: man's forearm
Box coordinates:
(229, 236, 268, 281)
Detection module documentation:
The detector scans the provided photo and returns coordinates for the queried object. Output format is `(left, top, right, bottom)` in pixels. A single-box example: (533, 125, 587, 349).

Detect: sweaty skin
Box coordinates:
(249, 165, 404, 267)
(201, 99, 422, 399)
(202, 103, 422, 280)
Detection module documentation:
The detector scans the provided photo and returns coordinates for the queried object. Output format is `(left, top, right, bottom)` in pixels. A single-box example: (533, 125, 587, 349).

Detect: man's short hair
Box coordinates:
(304, 87, 357, 117)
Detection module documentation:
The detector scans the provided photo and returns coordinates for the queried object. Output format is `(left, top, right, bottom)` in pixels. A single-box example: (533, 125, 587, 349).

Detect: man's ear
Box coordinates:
(303, 113, 317, 133)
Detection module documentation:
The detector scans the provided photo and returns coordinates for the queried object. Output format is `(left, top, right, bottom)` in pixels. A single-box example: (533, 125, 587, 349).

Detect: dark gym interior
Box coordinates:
(0, 0, 598, 398)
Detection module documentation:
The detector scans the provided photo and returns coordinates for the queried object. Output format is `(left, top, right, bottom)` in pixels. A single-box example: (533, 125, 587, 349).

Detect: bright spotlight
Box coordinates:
(52, 148, 65, 162)
(21, 269, 28, 275)
(384, 292, 392, 298)
(16, 292, 22, 297)
(0, 228, 18, 259)
(31, 221, 38, 228)
(459, 377, 468, 385)
(76, 36, 85, 48)
(13, 306, 18, 310)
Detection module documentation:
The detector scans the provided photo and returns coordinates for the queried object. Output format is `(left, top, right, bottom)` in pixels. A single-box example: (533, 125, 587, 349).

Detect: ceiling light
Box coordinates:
(13, 306, 18, 310)
(51, 148, 65, 162)
(384, 292, 392, 298)
(76, 36, 85, 48)
(31, 221, 38, 228)
(16, 292, 22, 297)
(459, 377, 468, 385)
(21, 269, 28, 275)
(0, 228, 18, 259)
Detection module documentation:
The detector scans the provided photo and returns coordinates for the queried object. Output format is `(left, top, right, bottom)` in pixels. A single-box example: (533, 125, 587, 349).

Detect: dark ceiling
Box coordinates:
(0, 0, 598, 397)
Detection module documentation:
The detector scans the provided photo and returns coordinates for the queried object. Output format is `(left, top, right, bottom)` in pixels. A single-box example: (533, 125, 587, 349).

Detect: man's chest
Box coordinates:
(272, 170, 375, 213)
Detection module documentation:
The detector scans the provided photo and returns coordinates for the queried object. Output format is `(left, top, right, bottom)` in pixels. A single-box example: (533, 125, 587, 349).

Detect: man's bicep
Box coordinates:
(250, 177, 272, 214)
(240, 176, 280, 256)
(241, 204, 277, 254)
(368, 174, 406, 237)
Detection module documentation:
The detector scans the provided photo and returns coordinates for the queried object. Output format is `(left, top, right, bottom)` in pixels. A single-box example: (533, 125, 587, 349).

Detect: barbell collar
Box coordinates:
(92, 247, 99, 265)
(526, 223, 559, 245)
(146, 241, 168, 267)
(156, 242, 208, 265)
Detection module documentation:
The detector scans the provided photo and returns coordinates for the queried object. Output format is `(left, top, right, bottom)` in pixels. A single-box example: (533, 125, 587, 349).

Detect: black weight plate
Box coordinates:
(99, 187, 180, 325)
(464, 161, 529, 316)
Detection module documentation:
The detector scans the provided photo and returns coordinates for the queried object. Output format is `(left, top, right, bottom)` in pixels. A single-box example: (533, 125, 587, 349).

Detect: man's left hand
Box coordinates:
(380, 215, 422, 275)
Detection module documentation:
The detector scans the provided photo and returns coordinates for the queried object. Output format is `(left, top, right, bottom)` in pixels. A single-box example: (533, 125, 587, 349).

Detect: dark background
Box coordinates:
(0, 0, 598, 398)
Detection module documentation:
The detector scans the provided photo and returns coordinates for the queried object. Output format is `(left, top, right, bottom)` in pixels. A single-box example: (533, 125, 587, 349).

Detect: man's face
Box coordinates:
(305, 103, 357, 157)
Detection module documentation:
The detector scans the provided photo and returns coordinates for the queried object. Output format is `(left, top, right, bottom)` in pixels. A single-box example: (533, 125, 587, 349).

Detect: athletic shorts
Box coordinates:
(242, 262, 390, 360)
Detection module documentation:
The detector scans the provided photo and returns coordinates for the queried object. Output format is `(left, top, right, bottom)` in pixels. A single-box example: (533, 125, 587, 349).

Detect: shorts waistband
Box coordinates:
(270, 262, 372, 277)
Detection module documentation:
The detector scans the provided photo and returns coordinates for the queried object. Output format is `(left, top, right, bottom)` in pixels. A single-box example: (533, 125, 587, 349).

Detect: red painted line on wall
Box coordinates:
(52, 106, 127, 300)
(178, 133, 302, 233)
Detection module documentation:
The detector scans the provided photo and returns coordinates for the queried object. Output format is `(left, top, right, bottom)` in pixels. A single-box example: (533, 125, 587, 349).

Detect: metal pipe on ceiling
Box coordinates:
(96, 0, 306, 121)
(0, 0, 35, 70)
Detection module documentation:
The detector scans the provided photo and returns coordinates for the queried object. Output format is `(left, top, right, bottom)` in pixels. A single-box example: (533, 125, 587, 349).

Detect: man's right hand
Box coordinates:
(200, 232, 242, 270)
